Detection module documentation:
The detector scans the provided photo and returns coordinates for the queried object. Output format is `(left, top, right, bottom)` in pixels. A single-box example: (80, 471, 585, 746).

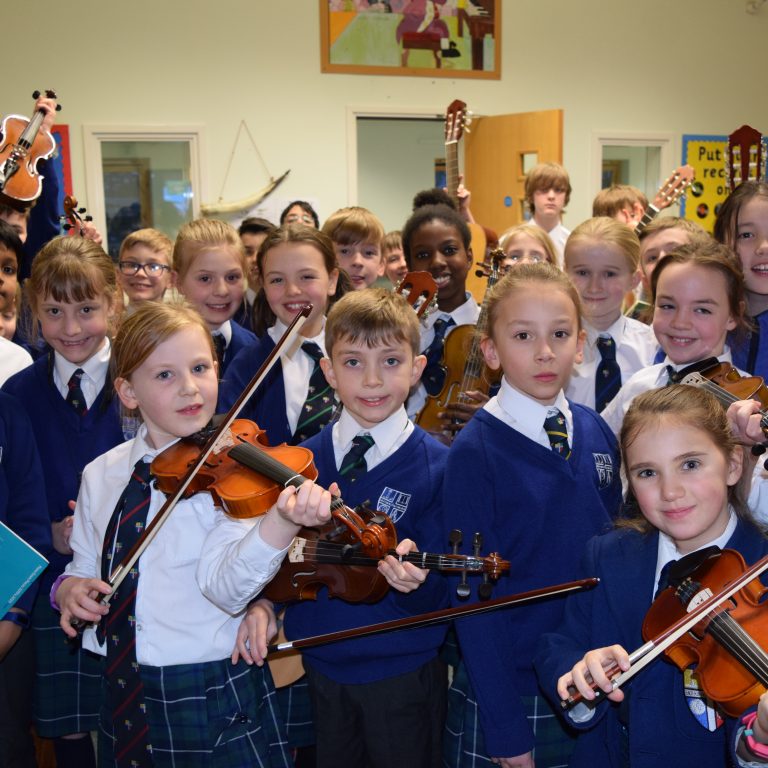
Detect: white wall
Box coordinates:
(5, 0, 767, 230)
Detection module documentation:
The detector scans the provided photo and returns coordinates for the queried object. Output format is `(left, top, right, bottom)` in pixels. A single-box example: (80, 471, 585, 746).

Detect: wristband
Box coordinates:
(743, 711, 768, 759)
(49, 573, 71, 612)
(2, 610, 30, 630)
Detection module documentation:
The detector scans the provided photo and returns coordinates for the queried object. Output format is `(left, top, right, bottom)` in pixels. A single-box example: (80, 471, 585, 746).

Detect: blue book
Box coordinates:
(0, 519, 48, 616)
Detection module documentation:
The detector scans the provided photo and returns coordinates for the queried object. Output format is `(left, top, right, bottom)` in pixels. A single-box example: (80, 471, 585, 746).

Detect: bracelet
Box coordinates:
(743, 711, 768, 759)
(49, 573, 71, 612)
(2, 610, 31, 630)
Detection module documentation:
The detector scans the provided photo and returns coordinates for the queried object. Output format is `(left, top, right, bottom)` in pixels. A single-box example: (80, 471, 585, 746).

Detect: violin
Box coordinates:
(152, 418, 510, 603)
(416, 249, 502, 432)
(0, 90, 60, 204)
(62, 195, 94, 237)
(562, 547, 768, 713)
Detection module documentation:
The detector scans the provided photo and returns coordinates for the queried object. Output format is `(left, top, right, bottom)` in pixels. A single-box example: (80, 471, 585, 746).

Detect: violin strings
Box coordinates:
(704, 609, 768, 685)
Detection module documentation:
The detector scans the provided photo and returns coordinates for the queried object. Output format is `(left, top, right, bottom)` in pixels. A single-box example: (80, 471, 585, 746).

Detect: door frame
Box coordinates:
(346, 105, 445, 203)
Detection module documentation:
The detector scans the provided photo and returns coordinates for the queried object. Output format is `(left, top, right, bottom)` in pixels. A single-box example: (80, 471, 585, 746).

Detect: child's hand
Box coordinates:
(439, 390, 489, 433)
(78, 219, 104, 246)
(232, 599, 277, 666)
(377, 538, 427, 593)
(260, 480, 336, 550)
(56, 576, 112, 638)
(727, 399, 765, 445)
(491, 752, 533, 768)
(51, 516, 74, 555)
(35, 93, 58, 133)
(557, 644, 630, 704)
(753, 691, 768, 745)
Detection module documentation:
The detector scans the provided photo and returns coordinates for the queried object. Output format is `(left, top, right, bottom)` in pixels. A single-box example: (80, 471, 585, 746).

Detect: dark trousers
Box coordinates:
(0, 629, 36, 768)
(305, 657, 447, 768)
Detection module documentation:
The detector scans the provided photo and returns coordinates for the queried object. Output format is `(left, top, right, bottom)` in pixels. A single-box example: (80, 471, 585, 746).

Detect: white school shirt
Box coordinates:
(406, 293, 480, 420)
(531, 219, 570, 269)
(268, 318, 328, 435)
(484, 375, 574, 451)
(600, 349, 742, 437)
(567, 316, 658, 410)
(0, 336, 32, 385)
(64, 423, 289, 666)
(211, 318, 233, 345)
(53, 338, 111, 409)
(332, 406, 413, 473)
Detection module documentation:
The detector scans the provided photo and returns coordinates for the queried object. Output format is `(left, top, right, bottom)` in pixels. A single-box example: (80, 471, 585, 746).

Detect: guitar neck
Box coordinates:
(446, 140, 460, 206)
(634, 204, 660, 237)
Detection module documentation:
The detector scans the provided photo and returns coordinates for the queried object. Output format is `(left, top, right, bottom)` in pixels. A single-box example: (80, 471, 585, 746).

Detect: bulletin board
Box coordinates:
(681, 134, 728, 233)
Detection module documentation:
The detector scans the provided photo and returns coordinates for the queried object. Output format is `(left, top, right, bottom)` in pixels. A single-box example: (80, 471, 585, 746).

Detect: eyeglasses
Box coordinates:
(118, 261, 171, 277)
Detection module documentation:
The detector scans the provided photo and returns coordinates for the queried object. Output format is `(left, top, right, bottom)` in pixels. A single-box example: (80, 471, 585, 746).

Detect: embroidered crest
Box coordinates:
(375, 487, 412, 524)
(592, 453, 614, 489)
(683, 669, 723, 731)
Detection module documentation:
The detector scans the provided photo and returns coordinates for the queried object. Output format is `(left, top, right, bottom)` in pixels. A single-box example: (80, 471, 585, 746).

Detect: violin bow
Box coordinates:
(562, 551, 768, 708)
(98, 306, 312, 608)
(267, 578, 599, 654)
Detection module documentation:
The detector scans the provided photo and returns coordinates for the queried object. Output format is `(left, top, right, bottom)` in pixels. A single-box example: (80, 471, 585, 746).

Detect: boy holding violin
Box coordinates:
(238, 288, 451, 768)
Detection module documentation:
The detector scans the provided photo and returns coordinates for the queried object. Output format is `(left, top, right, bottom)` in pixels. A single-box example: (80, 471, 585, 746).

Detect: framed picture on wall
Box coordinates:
(320, 1, 501, 79)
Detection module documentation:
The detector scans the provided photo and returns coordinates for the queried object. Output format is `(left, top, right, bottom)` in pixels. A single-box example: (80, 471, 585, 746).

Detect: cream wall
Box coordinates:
(4, 0, 766, 230)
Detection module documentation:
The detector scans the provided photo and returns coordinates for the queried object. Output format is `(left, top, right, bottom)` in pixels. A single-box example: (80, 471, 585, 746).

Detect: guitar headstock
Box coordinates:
(651, 165, 695, 210)
(444, 99, 470, 145)
(727, 124, 766, 190)
(61, 195, 93, 236)
(395, 271, 438, 320)
(474, 247, 503, 281)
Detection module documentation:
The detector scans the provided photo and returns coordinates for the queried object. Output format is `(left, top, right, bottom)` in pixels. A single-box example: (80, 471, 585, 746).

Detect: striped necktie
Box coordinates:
(99, 459, 154, 767)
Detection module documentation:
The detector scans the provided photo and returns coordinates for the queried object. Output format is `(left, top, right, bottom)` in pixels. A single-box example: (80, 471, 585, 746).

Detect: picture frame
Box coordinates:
(320, 1, 501, 80)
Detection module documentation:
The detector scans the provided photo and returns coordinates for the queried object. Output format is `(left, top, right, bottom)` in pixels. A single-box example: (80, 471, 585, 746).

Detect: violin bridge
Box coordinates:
(211, 429, 236, 454)
(287, 537, 307, 563)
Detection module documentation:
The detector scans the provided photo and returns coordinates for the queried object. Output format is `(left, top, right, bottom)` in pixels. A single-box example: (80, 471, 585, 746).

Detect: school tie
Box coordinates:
(339, 434, 375, 483)
(212, 333, 226, 377)
(293, 342, 334, 443)
(544, 409, 571, 460)
(66, 368, 87, 415)
(99, 459, 154, 767)
(421, 317, 455, 396)
(595, 336, 621, 413)
(665, 356, 719, 385)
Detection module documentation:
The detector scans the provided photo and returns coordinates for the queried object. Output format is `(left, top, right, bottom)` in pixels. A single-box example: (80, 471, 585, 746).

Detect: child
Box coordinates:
(498, 223, 558, 272)
(442, 262, 621, 768)
(0, 391, 50, 768)
(534, 384, 768, 767)
(627, 216, 707, 322)
(235, 216, 275, 331)
(116, 228, 174, 307)
(524, 162, 572, 267)
(173, 218, 256, 376)
(0, 283, 19, 340)
(238, 288, 450, 768)
(592, 184, 648, 228)
(0, 222, 31, 384)
(382, 229, 408, 285)
(321, 206, 385, 290)
(714, 181, 768, 378)
(2, 235, 124, 768)
(401, 203, 479, 427)
(565, 217, 657, 412)
(601, 239, 747, 435)
(219, 225, 343, 445)
(53, 301, 333, 767)
(280, 200, 319, 228)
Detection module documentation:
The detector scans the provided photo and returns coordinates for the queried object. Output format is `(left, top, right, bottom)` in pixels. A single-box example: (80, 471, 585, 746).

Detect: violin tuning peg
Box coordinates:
(32, 90, 41, 99)
(478, 576, 492, 601)
(456, 577, 470, 600)
(472, 532, 483, 557)
(78, 207, 87, 214)
(55, 104, 62, 112)
(449, 529, 463, 552)
(85, 215, 93, 222)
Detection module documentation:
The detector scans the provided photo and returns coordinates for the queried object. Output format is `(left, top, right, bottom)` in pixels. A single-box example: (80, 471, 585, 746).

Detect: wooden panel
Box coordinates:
(465, 109, 563, 236)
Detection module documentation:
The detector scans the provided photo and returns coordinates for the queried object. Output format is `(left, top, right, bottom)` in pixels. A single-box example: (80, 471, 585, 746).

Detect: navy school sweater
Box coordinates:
(443, 404, 621, 758)
(282, 425, 450, 685)
(2, 353, 124, 591)
(730, 309, 768, 381)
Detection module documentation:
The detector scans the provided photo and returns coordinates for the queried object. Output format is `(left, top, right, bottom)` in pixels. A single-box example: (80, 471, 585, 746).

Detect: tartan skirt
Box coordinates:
(98, 658, 292, 768)
(32, 592, 103, 737)
(443, 660, 577, 768)
(275, 674, 315, 749)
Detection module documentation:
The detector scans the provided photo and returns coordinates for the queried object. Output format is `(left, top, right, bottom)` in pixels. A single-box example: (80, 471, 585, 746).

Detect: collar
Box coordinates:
(496, 375, 571, 433)
(211, 320, 232, 347)
(656, 348, 734, 386)
(336, 406, 409, 457)
(268, 318, 327, 360)
(128, 422, 181, 467)
(426, 293, 478, 330)
(656, 507, 738, 580)
(584, 316, 626, 347)
(54, 337, 111, 389)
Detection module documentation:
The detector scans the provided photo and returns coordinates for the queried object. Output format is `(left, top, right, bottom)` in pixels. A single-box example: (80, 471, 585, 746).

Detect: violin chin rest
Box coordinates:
(667, 545, 722, 588)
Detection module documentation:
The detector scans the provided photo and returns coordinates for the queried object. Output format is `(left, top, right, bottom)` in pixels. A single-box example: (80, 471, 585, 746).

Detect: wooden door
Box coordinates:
(464, 109, 563, 237)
